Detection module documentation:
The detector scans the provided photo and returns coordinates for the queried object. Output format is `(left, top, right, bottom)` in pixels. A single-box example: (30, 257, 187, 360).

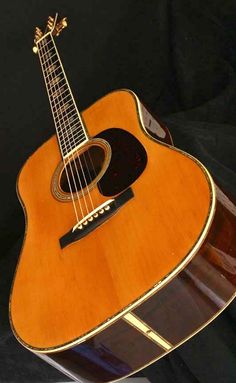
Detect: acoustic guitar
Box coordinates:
(10, 15, 236, 383)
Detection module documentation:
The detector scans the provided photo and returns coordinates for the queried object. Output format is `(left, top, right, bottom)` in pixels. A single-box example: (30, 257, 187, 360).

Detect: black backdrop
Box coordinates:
(0, 1, 236, 382)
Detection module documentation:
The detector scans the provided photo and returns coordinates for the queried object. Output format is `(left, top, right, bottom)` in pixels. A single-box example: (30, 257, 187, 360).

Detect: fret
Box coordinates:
(59, 120, 83, 134)
(61, 139, 87, 156)
(61, 133, 86, 151)
(55, 109, 75, 118)
(68, 117, 81, 130)
(55, 112, 77, 122)
(53, 103, 74, 120)
(40, 46, 55, 59)
(39, 38, 53, 50)
(58, 124, 83, 140)
(56, 116, 80, 135)
(57, 117, 81, 135)
(58, 123, 83, 141)
(45, 65, 60, 76)
(46, 75, 65, 90)
(51, 86, 65, 99)
(53, 101, 76, 117)
(56, 101, 71, 114)
(37, 34, 88, 157)
(69, 115, 77, 123)
(41, 50, 54, 61)
(50, 87, 70, 103)
(48, 76, 65, 89)
(61, 137, 85, 152)
(59, 129, 82, 146)
(42, 53, 58, 65)
(63, 129, 85, 144)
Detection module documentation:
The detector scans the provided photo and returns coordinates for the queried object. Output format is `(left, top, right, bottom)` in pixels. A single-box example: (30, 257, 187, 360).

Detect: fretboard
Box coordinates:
(37, 33, 88, 158)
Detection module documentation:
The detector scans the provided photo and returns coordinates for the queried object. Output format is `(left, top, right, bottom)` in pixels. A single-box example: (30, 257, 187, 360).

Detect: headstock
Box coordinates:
(33, 14, 67, 54)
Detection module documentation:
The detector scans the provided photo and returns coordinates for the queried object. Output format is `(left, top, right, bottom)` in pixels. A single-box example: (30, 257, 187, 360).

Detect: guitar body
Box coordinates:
(10, 90, 236, 382)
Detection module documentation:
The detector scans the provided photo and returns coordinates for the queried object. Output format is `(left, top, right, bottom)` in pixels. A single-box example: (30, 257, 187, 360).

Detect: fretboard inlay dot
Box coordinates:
(37, 34, 88, 157)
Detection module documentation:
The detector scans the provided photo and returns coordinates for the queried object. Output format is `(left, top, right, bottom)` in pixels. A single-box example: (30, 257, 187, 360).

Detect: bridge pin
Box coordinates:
(83, 221, 88, 225)
(88, 217, 93, 222)
(78, 225, 83, 230)
(94, 213, 98, 218)
(105, 206, 110, 211)
(99, 209, 104, 214)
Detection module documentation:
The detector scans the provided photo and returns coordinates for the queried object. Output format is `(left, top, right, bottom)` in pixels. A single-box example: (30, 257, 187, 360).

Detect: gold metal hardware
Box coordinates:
(34, 27, 43, 43)
(47, 16, 55, 31)
(54, 17, 68, 36)
(32, 14, 67, 54)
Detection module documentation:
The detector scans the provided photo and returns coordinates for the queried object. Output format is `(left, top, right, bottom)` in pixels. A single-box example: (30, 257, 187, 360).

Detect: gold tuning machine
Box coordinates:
(32, 15, 67, 54)
(34, 27, 43, 41)
(33, 27, 43, 53)
(47, 16, 55, 31)
(54, 17, 68, 36)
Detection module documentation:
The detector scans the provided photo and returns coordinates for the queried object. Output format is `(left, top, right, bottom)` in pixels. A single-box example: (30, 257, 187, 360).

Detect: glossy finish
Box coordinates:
(10, 90, 213, 352)
(40, 187, 236, 383)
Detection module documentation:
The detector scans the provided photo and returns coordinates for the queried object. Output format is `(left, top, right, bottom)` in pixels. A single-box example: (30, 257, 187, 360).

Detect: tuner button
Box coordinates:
(61, 17, 67, 28)
(54, 17, 68, 36)
(47, 16, 55, 30)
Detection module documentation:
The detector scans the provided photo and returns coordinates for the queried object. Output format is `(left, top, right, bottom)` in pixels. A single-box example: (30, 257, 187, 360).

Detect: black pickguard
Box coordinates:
(96, 128, 147, 196)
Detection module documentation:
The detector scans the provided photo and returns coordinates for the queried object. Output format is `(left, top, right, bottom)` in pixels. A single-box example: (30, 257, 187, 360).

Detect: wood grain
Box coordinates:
(40, 191, 236, 383)
(10, 90, 212, 350)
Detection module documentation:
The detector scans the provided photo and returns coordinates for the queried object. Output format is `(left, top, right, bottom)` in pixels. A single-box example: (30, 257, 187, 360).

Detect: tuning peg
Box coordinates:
(47, 16, 55, 31)
(54, 17, 67, 36)
(33, 27, 43, 52)
(34, 27, 43, 42)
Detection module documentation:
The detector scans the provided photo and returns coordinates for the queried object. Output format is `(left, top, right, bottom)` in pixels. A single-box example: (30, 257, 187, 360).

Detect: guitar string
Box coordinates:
(43, 51, 99, 187)
(50, 36, 95, 213)
(44, 62, 99, 187)
(38, 33, 102, 220)
(43, 41, 97, 190)
(43, 69, 85, 144)
(39, 37, 87, 218)
(46, 59, 102, 197)
(46, 53, 97, 192)
(37, 37, 81, 222)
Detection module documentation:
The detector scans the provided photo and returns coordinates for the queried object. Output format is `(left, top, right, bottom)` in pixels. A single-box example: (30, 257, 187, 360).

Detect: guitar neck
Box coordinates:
(37, 33, 88, 158)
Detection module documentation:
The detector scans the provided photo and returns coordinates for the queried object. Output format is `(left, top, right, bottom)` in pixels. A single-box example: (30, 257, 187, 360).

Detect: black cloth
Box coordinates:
(0, 0, 236, 382)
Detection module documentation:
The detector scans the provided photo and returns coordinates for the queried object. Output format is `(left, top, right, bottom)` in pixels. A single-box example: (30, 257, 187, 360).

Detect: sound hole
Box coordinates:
(60, 145, 105, 193)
